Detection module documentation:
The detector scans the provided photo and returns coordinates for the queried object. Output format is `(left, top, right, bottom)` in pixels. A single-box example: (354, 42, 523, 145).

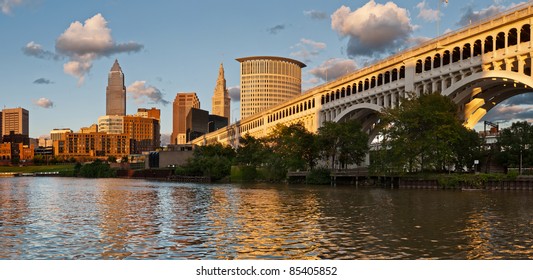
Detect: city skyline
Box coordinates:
(1, 0, 532, 141)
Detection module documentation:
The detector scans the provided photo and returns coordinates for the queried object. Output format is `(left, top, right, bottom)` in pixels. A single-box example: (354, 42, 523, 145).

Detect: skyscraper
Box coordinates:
(236, 56, 306, 120)
(170, 93, 200, 144)
(211, 63, 231, 120)
(2, 107, 29, 136)
(106, 59, 126, 116)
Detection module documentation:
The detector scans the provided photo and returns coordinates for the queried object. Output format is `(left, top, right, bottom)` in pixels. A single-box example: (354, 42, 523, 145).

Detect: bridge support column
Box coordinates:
(518, 55, 526, 74)
(493, 60, 503, 71)
(384, 94, 390, 108)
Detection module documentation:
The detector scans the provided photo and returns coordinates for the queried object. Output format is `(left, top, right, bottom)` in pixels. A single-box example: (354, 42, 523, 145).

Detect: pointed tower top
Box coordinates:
(111, 59, 122, 72)
(218, 63, 224, 77)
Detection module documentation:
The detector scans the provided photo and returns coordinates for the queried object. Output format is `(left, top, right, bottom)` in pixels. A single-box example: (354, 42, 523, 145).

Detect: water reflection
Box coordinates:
(1, 177, 533, 259)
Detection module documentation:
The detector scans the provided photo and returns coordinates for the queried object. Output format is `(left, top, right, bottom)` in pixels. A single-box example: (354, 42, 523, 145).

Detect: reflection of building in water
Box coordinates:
(96, 182, 160, 259)
(205, 188, 323, 259)
(0, 181, 30, 259)
(464, 212, 497, 259)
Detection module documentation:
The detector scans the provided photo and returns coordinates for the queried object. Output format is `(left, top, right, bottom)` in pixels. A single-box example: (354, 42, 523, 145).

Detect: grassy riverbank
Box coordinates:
(0, 164, 75, 174)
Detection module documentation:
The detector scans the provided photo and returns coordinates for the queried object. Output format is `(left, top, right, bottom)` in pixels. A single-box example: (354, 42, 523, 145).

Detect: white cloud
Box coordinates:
(127, 81, 169, 105)
(308, 58, 357, 83)
(416, 1, 440, 22)
(228, 86, 240, 102)
(54, 14, 143, 84)
(33, 97, 54, 109)
(1, 0, 22, 14)
(22, 13, 143, 85)
(331, 0, 414, 57)
(290, 38, 327, 63)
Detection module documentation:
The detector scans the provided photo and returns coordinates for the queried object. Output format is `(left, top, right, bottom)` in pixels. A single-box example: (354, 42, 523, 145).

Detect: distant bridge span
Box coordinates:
(192, 2, 533, 147)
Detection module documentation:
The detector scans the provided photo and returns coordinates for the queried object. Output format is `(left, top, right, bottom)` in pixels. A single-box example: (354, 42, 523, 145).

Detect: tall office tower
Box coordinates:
(211, 63, 231, 120)
(170, 93, 200, 144)
(106, 59, 126, 116)
(2, 107, 29, 136)
(236, 56, 306, 120)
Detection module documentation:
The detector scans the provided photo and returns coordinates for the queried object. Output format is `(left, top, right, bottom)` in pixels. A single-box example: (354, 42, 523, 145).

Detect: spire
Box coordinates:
(111, 59, 122, 72)
(218, 63, 224, 77)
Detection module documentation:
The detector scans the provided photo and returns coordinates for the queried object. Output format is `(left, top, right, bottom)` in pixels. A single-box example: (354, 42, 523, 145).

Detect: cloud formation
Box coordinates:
(33, 78, 53, 84)
(290, 38, 327, 63)
(33, 97, 54, 109)
(228, 86, 241, 102)
(457, 3, 524, 26)
(23, 13, 143, 85)
(416, 1, 439, 22)
(127, 81, 169, 105)
(481, 93, 533, 124)
(304, 10, 327, 20)
(22, 41, 60, 60)
(308, 58, 357, 82)
(331, 0, 414, 57)
(1, 0, 22, 14)
(55, 13, 143, 84)
(267, 24, 286, 34)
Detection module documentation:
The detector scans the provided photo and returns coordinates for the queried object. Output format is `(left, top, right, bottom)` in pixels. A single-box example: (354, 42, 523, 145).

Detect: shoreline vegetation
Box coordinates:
(2, 163, 533, 191)
(3, 93, 531, 190)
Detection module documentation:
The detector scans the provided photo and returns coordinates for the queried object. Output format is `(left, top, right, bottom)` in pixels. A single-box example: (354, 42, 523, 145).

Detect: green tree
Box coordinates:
(267, 122, 319, 171)
(78, 160, 116, 178)
(379, 92, 479, 173)
(317, 120, 369, 169)
(107, 156, 117, 163)
(182, 143, 236, 181)
(496, 121, 533, 171)
(235, 134, 267, 168)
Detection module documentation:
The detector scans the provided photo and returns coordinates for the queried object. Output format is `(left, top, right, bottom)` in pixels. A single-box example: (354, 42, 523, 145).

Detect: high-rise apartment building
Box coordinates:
(2, 107, 29, 136)
(171, 93, 200, 144)
(236, 56, 306, 120)
(106, 59, 126, 116)
(211, 63, 231, 120)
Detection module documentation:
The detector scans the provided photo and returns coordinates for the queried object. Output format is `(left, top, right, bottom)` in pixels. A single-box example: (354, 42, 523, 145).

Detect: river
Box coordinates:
(1, 177, 532, 259)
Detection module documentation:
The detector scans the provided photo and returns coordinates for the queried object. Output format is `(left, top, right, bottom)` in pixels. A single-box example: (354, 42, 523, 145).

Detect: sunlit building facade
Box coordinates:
(211, 63, 231, 120)
(2, 107, 29, 137)
(171, 93, 200, 144)
(53, 132, 130, 159)
(106, 59, 126, 116)
(237, 56, 305, 120)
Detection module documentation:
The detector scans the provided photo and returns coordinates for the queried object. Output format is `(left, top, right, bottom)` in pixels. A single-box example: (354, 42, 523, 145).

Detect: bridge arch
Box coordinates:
(331, 103, 384, 142)
(442, 70, 533, 129)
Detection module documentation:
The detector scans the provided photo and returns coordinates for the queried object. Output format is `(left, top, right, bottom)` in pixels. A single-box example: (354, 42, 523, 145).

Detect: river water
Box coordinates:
(1, 177, 533, 260)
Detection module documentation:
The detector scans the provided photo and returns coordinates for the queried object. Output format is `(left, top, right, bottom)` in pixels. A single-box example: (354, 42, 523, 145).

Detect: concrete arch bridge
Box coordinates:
(192, 3, 533, 147)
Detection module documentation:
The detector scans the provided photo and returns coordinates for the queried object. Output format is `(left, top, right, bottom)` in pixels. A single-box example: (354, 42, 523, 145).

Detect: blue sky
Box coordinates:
(1, 0, 531, 142)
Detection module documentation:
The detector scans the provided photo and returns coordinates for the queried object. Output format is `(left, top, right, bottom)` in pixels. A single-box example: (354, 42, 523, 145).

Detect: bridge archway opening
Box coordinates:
(520, 24, 530, 43)
(331, 103, 383, 143)
(443, 71, 533, 129)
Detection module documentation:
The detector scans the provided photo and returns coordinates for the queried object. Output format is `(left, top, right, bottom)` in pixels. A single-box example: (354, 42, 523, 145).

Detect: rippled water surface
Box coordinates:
(1, 177, 533, 259)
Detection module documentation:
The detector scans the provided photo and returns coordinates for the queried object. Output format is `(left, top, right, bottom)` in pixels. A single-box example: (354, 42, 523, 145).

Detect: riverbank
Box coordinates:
(0, 165, 75, 177)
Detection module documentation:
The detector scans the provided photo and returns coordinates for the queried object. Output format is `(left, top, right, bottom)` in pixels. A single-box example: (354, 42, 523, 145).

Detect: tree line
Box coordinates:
(177, 92, 533, 181)
(177, 120, 370, 182)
